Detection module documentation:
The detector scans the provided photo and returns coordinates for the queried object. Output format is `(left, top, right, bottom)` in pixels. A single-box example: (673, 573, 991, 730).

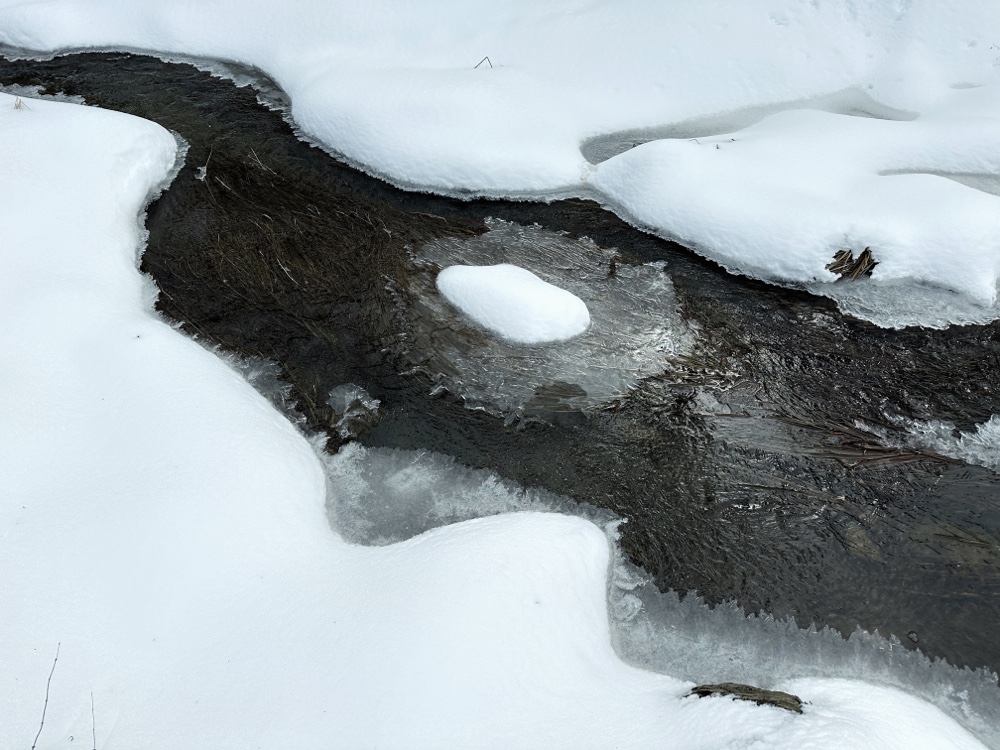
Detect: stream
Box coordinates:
(3, 51, 999, 682)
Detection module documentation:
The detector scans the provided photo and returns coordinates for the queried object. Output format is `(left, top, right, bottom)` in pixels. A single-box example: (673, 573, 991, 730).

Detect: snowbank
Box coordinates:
(0, 91, 994, 748)
(437, 263, 590, 344)
(3, 0, 1000, 323)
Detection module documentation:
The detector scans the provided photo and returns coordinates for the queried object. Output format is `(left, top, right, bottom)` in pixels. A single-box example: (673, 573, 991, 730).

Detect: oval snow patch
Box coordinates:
(436, 263, 591, 344)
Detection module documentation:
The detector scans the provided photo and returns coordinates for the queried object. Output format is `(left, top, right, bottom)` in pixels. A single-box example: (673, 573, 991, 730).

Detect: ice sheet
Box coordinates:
(402, 218, 689, 419)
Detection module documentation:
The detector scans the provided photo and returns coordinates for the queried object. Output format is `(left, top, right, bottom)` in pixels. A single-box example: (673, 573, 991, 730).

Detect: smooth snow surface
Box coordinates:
(437, 263, 590, 344)
(4, 0, 1000, 324)
(323, 442, 1000, 747)
(2, 91, 996, 749)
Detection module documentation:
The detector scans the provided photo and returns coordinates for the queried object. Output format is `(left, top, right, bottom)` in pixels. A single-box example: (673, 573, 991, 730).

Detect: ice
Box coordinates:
(3, 0, 1000, 324)
(322, 441, 1000, 747)
(322, 442, 618, 546)
(327, 382, 381, 439)
(900, 416, 1000, 473)
(436, 263, 591, 344)
(2, 90, 996, 748)
(400, 218, 689, 419)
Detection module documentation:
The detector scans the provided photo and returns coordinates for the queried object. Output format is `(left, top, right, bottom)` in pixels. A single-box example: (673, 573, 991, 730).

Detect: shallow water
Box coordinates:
(3, 51, 999, 683)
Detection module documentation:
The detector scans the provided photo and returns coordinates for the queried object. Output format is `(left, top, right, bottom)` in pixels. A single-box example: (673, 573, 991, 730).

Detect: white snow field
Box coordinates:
(1, 92, 996, 749)
(3, 0, 1000, 325)
(436, 263, 591, 343)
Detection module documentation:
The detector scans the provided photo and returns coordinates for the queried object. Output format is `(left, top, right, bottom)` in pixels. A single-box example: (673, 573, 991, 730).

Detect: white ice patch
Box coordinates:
(437, 263, 590, 344)
(402, 218, 690, 419)
(0, 81, 86, 104)
(322, 442, 617, 546)
(900, 416, 1000, 473)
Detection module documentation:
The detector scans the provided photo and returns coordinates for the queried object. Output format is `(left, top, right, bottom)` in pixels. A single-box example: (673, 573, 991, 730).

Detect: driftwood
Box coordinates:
(688, 682, 803, 713)
(827, 247, 878, 280)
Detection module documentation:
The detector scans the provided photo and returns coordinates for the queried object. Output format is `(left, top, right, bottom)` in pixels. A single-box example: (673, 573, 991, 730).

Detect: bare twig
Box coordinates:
(474, 56, 493, 69)
(30, 643, 60, 750)
(91, 691, 97, 750)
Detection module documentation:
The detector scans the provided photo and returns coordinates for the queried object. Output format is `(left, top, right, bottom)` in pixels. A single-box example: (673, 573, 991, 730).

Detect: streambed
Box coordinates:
(3, 51, 999, 679)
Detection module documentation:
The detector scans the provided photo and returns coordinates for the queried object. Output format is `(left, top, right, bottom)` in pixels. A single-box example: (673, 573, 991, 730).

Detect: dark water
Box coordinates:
(3, 51, 999, 677)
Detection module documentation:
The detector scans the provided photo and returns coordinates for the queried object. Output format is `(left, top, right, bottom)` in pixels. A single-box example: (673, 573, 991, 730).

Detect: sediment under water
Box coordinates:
(2, 51, 999, 678)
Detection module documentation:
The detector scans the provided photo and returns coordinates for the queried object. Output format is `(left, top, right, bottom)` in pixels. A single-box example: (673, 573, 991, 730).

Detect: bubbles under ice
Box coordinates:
(399, 218, 692, 421)
(318, 439, 1000, 747)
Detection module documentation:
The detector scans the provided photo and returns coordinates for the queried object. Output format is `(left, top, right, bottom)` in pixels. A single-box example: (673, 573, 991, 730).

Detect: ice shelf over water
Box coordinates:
(3, 0, 1000, 325)
(2, 91, 998, 748)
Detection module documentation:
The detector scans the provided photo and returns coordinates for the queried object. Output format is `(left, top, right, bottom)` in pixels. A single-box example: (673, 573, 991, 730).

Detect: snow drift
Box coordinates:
(0, 90, 996, 748)
(3, 0, 1000, 324)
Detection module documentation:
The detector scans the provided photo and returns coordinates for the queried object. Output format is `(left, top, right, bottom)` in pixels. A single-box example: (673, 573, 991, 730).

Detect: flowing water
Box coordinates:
(3, 51, 999, 697)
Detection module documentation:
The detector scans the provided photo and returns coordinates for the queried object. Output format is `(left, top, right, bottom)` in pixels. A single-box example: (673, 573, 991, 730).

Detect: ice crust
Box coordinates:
(436, 263, 591, 344)
(3, 0, 1000, 324)
(1, 90, 997, 748)
(403, 218, 689, 419)
(901, 415, 1000, 474)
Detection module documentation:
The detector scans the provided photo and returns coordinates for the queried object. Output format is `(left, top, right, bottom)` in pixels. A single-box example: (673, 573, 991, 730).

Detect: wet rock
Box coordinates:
(328, 383, 382, 439)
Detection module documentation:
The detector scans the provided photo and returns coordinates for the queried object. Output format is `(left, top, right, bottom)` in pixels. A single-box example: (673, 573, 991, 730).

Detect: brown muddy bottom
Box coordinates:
(3, 51, 999, 677)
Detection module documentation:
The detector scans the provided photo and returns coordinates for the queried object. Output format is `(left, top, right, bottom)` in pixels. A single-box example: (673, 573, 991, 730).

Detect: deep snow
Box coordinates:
(3, 0, 1000, 324)
(1, 90, 997, 749)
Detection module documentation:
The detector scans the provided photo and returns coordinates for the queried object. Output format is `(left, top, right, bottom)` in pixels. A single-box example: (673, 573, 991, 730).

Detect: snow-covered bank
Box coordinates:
(1, 91, 996, 749)
(3, 0, 1000, 325)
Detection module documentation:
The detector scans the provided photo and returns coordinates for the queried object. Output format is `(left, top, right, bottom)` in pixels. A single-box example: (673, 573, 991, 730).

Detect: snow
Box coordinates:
(437, 262, 590, 344)
(409, 219, 686, 418)
(1, 90, 996, 748)
(4, 0, 1000, 324)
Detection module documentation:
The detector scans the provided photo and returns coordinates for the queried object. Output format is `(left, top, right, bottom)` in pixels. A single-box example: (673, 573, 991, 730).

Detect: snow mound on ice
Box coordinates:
(403, 218, 688, 418)
(437, 262, 590, 344)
